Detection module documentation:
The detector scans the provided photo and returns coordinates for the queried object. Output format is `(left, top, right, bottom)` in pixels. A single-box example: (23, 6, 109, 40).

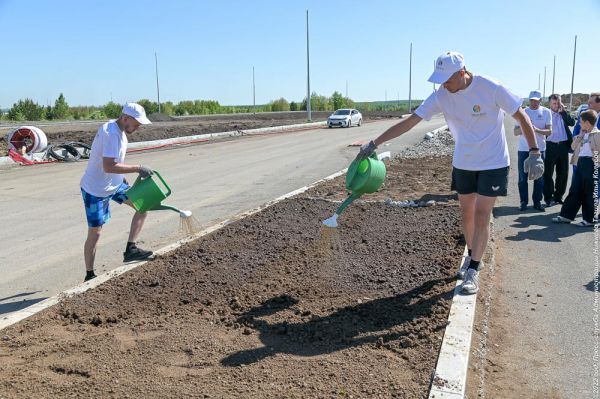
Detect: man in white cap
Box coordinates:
(79, 103, 154, 282)
(513, 90, 552, 212)
(357, 52, 542, 294)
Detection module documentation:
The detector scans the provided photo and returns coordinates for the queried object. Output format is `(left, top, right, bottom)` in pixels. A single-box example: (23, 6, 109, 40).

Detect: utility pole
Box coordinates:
(433, 60, 436, 91)
(552, 55, 556, 96)
(408, 42, 412, 114)
(306, 10, 311, 121)
(569, 35, 577, 111)
(252, 66, 256, 115)
(345, 80, 348, 98)
(155, 52, 161, 113)
(542, 66, 546, 104)
(385, 90, 387, 112)
(538, 73, 540, 90)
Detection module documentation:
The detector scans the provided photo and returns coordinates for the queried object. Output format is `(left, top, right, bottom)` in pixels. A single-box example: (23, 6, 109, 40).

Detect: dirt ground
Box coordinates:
(0, 154, 463, 399)
(0, 111, 403, 155)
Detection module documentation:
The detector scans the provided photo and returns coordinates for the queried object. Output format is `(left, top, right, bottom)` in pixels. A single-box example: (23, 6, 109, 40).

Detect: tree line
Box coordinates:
(0, 91, 359, 121)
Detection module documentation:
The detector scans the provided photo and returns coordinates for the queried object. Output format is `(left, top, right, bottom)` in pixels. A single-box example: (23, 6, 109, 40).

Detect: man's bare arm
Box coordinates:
(103, 157, 143, 174)
(373, 114, 423, 146)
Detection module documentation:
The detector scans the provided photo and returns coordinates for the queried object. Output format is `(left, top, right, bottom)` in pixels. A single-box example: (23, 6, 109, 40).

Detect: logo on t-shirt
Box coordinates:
(471, 104, 486, 117)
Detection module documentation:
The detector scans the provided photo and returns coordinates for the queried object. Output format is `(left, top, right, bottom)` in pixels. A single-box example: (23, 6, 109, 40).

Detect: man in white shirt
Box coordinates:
(80, 103, 154, 282)
(513, 90, 552, 212)
(356, 52, 542, 295)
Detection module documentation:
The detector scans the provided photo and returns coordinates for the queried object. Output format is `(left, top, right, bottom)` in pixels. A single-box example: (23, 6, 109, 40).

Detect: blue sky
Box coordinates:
(0, 0, 598, 107)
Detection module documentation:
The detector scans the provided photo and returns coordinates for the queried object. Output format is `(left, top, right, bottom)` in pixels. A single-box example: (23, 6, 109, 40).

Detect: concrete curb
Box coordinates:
(424, 125, 449, 140)
(428, 246, 476, 399)
(127, 121, 328, 151)
(0, 167, 347, 331)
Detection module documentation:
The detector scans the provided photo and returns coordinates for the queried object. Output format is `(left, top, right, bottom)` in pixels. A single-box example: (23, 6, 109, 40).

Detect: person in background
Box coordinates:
(573, 93, 600, 137)
(80, 103, 155, 282)
(513, 90, 552, 212)
(356, 52, 541, 295)
(553, 109, 600, 227)
(543, 94, 575, 206)
(572, 93, 600, 206)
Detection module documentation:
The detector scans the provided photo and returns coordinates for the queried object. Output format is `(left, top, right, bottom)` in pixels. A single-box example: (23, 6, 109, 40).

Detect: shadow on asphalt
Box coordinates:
(221, 277, 454, 367)
(495, 206, 589, 242)
(584, 273, 599, 292)
(0, 291, 42, 303)
(0, 297, 48, 315)
(494, 205, 564, 219)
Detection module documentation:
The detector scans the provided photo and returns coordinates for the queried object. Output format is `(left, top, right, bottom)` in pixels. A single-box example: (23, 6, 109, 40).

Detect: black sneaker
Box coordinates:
(519, 203, 527, 211)
(123, 245, 153, 262)
(84, 271, 97, 282)
(533, 202, 545, 212)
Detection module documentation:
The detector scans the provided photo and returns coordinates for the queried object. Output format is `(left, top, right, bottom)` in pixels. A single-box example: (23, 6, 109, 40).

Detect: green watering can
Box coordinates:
(322, 151, 387, 228)
(126, 171, 192, 218)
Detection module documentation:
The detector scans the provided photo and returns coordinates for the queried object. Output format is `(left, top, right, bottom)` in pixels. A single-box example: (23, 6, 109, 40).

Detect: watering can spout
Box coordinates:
(152, 204, 192, 218)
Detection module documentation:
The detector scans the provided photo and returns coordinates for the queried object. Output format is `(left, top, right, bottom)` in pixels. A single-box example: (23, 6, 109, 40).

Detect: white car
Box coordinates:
(327, 109, 362, 128)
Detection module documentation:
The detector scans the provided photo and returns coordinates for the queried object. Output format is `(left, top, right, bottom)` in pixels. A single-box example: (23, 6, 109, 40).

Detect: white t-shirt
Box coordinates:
(80, 120, 128, 197)
(415, 75, 522, 171)
(515, 106, 551, 152)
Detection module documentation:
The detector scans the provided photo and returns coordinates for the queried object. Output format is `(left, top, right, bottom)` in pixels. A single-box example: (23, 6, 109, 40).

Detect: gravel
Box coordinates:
(398, 128, 455, 159)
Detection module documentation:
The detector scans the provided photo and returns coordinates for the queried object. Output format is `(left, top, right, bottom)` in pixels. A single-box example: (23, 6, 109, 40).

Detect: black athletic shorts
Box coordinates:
(451, 166, 510, 197)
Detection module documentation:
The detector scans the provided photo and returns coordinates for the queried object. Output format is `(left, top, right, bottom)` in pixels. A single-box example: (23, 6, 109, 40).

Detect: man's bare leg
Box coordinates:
(471, 194, 496, 262)
(458, 193, 477, 251)
(122, 201, 152, 261)
(127, 210, 147, 243)
(84, 226, 102, 272)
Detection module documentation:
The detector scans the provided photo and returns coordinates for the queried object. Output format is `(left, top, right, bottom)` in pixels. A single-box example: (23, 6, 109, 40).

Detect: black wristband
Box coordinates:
(529, 147, 539, 152)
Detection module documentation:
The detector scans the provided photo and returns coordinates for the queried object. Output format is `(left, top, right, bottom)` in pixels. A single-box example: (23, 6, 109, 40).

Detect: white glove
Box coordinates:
(524, 153, 544, 180)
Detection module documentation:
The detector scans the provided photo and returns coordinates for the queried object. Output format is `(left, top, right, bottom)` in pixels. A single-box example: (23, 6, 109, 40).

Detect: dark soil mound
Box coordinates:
(147, 113, 175, 122)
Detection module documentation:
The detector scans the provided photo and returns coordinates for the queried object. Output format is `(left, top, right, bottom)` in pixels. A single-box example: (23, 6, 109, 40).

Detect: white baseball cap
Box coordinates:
(528, 90, 542, 101)
(428, 52, 465, 84)
(122, 103, 152, 125)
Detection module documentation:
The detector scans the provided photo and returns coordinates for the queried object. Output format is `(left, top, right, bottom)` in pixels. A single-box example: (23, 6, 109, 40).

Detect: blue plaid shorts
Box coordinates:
(81, 182, 130, 227)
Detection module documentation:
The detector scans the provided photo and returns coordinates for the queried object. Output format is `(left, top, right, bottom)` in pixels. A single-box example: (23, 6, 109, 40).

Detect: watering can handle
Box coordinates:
(152, 171, 172, 197)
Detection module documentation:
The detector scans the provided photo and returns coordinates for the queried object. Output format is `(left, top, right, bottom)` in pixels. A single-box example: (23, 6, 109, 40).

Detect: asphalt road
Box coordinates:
(485, 117, 596, 398)
(0, 117, 445, 320)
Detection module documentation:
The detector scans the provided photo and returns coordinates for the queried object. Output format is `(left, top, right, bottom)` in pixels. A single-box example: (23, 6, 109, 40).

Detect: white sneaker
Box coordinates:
(457, 255, 471, 279)
(461, 267, 480, 295)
